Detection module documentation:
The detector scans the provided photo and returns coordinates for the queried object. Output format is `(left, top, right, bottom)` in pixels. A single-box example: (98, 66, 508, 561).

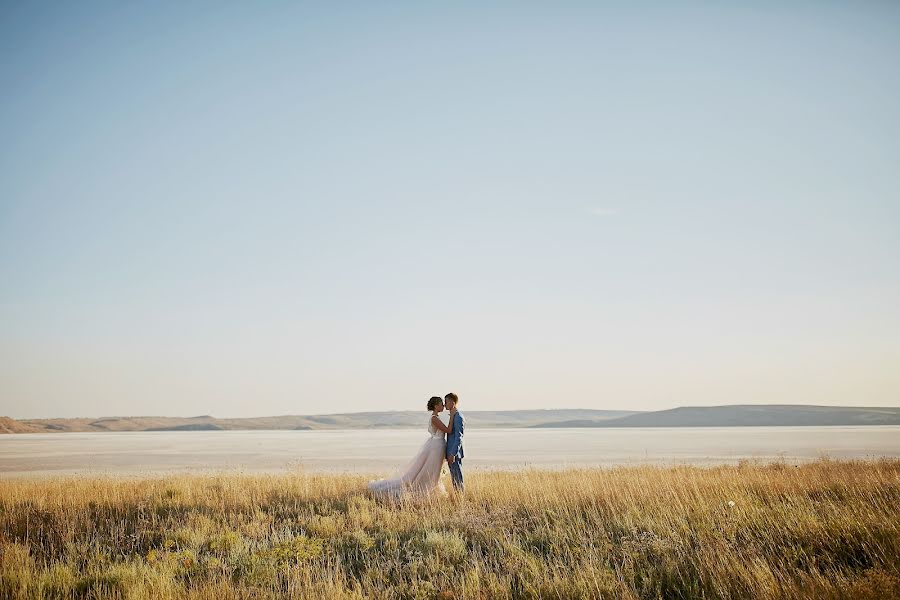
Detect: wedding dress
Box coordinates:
(368, 416, 448, 499)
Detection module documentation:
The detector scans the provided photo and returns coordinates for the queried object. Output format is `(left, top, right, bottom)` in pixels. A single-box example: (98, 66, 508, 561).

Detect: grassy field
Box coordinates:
(1, 460, 898, 599)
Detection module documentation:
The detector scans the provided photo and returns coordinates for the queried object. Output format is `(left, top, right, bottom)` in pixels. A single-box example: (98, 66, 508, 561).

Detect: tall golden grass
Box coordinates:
(1, 460, 898, 599)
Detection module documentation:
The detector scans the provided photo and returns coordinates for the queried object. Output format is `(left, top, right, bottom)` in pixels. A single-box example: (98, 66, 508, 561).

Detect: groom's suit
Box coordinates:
(446, 410, 465, 491)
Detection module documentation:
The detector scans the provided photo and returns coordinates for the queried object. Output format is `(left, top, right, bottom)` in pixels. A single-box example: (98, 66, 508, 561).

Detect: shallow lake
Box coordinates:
(1, 426, 898, 477)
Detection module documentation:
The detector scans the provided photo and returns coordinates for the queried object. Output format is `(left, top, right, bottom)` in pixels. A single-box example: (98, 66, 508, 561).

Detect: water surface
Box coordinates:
(1, 426, 897, 477)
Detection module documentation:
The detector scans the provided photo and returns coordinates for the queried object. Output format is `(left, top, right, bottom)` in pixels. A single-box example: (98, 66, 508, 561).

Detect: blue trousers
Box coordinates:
(448, 457, 464, 491)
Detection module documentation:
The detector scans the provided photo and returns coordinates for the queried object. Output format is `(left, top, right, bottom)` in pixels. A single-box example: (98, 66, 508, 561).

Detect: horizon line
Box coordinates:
(7, 403, 898, 421)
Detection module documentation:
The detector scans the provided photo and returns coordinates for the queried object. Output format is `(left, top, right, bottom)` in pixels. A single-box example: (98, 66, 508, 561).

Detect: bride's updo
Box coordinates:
(427, 396, 443, 411)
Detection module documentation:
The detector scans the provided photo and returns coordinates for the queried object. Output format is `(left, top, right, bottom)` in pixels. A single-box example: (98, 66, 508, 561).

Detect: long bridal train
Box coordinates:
(368, 417, 448, 499)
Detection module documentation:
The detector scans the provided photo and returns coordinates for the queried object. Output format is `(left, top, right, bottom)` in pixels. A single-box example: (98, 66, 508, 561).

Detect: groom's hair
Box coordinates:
(444, 393, 458, 404)
(427, 396, 443, 411)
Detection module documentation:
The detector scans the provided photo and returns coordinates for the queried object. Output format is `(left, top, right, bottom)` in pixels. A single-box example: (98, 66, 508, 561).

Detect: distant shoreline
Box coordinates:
(3, 404, 899, 434)
(5, 423, 900, 436)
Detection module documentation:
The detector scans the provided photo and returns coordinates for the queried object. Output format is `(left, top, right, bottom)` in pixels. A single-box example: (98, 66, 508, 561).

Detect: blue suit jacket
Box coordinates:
(446, 411, 465, 459)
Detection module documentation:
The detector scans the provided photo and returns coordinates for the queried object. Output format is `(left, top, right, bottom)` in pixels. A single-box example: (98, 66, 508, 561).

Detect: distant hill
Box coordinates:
(0, 416, 41, 434)
(3, 405, 898, 433)
(1, 409, 636, 433)
(532, 405, 900, 428)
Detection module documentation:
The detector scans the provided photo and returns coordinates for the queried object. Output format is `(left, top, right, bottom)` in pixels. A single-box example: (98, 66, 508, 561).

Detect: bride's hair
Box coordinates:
(427, 396, 443, 411)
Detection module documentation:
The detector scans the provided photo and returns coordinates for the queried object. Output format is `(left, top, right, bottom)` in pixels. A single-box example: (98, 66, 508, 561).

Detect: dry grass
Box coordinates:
(1, 460, 898, 599)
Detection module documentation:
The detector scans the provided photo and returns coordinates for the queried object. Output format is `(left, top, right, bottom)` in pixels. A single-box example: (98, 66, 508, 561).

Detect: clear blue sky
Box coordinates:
(1, 1, 898, 418)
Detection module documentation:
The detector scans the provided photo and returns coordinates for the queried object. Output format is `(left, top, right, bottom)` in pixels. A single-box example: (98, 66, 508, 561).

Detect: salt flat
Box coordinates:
(1, 426, 898, 477)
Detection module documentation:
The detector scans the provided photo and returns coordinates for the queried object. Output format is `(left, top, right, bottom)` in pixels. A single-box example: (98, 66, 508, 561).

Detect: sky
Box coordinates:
(1, 1, 899, 419)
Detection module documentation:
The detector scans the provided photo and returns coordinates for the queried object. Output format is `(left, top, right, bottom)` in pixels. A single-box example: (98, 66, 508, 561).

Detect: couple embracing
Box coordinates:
(368, 392, 465, 499)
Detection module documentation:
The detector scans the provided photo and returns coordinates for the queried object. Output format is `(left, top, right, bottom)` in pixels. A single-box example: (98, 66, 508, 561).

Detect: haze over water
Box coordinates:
(2, 427, 898, 478)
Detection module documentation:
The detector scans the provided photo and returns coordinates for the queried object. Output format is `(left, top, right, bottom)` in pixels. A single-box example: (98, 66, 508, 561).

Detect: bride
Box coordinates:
(368, 396, 455, 499)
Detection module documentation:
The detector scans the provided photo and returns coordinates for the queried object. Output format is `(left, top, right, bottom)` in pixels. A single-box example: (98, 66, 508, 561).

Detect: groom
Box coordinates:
(444, 392, 465, 492)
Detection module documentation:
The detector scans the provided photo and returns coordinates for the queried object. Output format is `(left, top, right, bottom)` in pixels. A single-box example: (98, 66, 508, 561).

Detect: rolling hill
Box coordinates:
(1, 409, 636, 433)
(3, 405, 898, 433)
(532, 405, 900, 427)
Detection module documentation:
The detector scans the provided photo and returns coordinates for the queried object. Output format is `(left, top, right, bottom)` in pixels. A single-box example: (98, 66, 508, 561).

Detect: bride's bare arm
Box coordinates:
(431, 414, 452, 434)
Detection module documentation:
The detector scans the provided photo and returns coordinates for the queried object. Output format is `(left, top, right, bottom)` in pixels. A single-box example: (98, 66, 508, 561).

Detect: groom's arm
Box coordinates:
(446, 414, 459, 457)
(446, 435, 457, 457)
(446, 413, 463, 459)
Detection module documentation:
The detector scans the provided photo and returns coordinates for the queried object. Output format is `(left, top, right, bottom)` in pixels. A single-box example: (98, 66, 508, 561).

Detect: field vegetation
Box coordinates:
(1, 460, 898, 599)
